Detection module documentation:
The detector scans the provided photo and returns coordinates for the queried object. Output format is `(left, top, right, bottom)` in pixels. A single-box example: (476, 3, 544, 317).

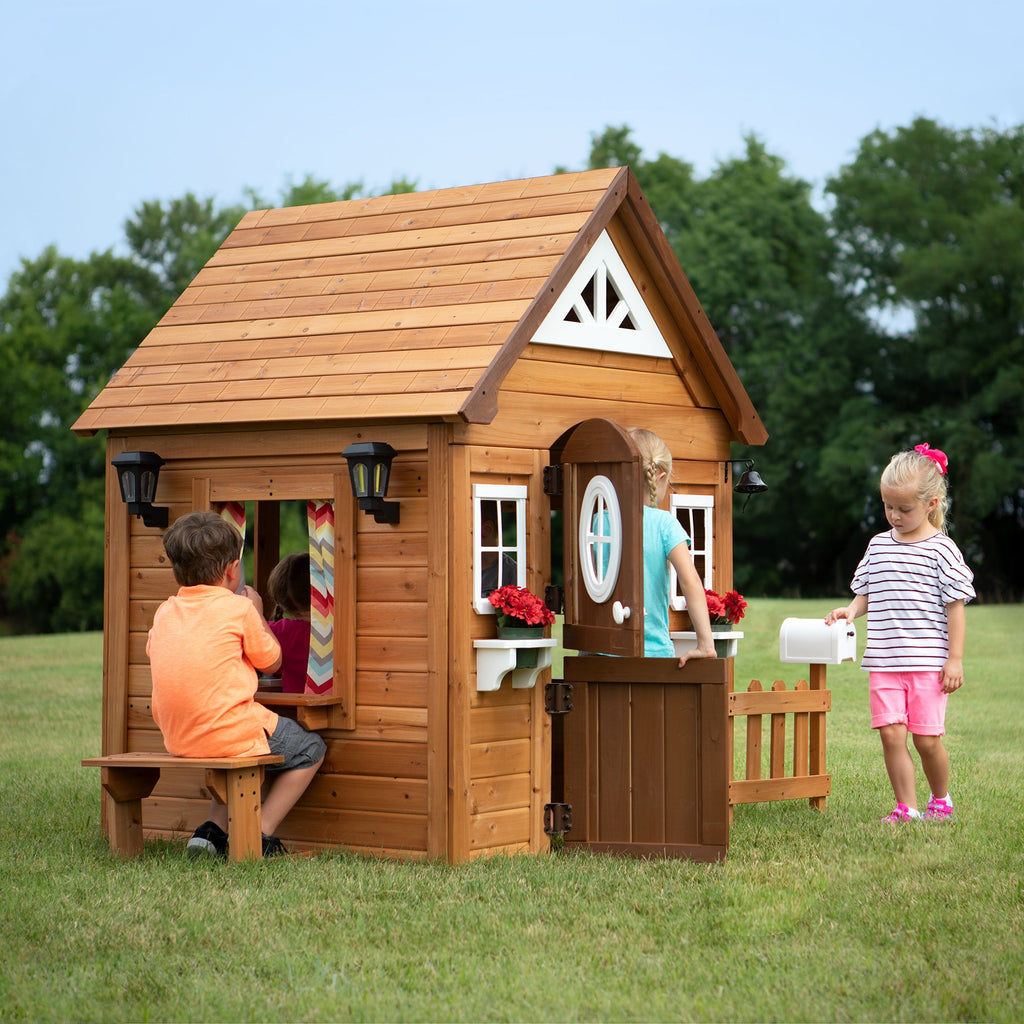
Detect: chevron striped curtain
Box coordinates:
(305, 500, 335, 695)
(216, 501, 247, 591)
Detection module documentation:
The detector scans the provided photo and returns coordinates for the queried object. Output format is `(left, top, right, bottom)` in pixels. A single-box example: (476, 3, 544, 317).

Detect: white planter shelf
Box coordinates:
(473, 638, 558, 692)
(670, 630, 745, 659)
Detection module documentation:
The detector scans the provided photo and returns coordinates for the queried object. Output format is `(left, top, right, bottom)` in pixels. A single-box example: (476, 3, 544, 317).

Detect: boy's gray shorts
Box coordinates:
(266, 715, 326, 771)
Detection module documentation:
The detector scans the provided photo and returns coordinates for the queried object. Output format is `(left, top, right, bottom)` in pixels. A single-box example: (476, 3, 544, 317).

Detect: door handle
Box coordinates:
(612, 601, 631, 624)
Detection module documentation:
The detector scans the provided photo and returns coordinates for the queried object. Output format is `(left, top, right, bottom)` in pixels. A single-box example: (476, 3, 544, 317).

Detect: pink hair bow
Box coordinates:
(915, 443, 948, 475)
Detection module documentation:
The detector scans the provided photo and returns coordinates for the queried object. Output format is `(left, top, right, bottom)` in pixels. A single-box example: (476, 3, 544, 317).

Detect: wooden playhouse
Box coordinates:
(74, 166, 769, 862)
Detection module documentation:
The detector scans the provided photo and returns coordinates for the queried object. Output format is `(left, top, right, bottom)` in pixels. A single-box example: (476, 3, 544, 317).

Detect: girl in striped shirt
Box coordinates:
(826, 444, 975, 823)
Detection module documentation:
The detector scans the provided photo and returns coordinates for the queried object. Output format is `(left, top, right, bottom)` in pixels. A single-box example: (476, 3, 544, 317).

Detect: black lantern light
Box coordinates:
(342, 441, 400, 524)
(111, 451, 169, 528)
(730, 459, 768, 513)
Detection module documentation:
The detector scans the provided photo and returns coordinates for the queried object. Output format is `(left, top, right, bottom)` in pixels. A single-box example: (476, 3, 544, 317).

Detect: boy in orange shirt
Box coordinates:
(147, 511, 326, 857)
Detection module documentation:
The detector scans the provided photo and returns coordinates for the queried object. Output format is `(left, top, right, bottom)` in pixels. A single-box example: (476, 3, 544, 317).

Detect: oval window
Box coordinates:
(578, 475, 622, 604)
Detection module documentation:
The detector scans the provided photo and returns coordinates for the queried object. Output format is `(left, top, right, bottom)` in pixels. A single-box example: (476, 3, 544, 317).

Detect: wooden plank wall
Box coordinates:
(456, 335, 737, 859)
(109, 424, 438, 858)
(449, 444, 551, 861)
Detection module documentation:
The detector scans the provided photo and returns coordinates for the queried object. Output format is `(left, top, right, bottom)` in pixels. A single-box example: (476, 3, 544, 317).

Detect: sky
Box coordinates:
(3, 0, 1021, 287)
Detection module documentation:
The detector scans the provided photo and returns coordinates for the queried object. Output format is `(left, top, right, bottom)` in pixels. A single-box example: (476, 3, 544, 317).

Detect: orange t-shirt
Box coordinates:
(147, 585, 281, 757)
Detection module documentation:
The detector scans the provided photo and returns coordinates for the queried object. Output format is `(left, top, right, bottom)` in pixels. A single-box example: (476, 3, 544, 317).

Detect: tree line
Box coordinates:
(1, 120, 1020, 632)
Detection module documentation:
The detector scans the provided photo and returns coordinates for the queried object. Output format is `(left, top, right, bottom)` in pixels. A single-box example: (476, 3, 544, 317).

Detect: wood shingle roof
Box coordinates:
(72, 167, 766, 444)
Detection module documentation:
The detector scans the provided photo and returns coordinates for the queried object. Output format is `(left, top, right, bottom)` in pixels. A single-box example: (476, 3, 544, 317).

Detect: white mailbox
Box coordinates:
(779, 618, 857, 665)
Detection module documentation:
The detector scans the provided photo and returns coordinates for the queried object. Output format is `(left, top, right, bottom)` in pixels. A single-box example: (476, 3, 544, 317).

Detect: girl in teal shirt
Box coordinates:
(630, 428, 717, 663)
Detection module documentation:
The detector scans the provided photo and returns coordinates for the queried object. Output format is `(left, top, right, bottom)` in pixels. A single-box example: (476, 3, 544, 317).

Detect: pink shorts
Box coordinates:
(868, 671, 947, 735)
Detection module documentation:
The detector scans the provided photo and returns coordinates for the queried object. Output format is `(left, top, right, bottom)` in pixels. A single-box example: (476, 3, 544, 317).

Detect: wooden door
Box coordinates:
(553, 419, 643, 657)
(560, 656, 729, 861)
(549, 418, 730, 861)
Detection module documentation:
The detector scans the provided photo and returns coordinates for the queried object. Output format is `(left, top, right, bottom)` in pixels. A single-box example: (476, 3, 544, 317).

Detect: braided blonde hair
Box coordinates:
(628, 428, 672, 508)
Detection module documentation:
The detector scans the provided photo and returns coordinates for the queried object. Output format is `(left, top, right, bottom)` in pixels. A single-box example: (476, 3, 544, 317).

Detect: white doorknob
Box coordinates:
(612, 601, 631, 624)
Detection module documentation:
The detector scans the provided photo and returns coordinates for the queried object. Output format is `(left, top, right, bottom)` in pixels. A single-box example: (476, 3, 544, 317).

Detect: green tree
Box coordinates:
(680, 136, 877, 594)
(0, 248, 155, 523)
(577, 127, 876, 594)
(0, 246, 159, 627)
(1, 174, 417, 632)
(579, 125, 696, 251)
(827, 118, 1024, 598)
(4, 503, 106, 633)
(123, 192, 248, 302)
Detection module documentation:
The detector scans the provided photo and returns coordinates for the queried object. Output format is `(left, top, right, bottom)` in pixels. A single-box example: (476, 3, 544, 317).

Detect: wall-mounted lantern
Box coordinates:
(730, 459, 768, 512)
(111, 451, 169, 528)
(342, 442, 400, 524)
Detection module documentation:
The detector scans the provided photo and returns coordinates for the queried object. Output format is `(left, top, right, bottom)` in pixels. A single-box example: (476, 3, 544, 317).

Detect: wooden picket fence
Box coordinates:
(727, 663, 831, 810)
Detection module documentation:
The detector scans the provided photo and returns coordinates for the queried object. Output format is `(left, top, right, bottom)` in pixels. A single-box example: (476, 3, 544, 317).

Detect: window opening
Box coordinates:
(473, 484, 527, 614)
(215, 498, 336, 695)
(669, 493, 714, 610)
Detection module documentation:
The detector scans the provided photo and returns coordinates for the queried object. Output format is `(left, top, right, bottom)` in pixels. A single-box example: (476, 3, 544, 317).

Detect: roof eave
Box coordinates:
(619, 172, 768, 447)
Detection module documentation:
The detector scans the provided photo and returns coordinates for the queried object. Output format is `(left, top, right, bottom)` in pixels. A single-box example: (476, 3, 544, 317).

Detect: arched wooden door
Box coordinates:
(552, 418, 643, 657)
(549, 418, 730, 861)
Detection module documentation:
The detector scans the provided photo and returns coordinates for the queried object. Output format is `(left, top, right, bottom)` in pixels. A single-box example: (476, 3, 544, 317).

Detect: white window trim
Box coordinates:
(473, 483, 528, 614)
(669, 494, 714, 610)
(579, 474, 622, 604)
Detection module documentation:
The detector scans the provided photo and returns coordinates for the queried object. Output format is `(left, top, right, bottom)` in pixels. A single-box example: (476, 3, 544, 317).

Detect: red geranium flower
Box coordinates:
(704, 588, 746, 625)
(488, 585, 556, 627)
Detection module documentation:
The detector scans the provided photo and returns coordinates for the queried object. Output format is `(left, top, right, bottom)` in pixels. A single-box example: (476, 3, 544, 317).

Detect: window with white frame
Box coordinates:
(473, 484, 527, 614)
(669, 493, 714, 610)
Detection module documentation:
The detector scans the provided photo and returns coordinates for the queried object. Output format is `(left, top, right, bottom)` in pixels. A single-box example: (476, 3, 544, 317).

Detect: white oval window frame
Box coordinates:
(578, 474, 622, 604)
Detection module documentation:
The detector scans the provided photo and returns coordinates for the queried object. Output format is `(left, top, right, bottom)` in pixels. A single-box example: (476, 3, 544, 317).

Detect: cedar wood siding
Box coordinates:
(79, 167, 762, 861)
(111, 424, 439, 859)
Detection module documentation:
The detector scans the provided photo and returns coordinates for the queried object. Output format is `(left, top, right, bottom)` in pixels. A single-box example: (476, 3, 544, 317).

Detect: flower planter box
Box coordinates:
(670, 630, 745, 660)
(473, 638, 558, 691)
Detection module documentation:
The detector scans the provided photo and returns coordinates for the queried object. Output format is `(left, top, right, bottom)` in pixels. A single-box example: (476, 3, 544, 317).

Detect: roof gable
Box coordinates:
(532, 230, 671, 358)
(72, 168, 766, 445)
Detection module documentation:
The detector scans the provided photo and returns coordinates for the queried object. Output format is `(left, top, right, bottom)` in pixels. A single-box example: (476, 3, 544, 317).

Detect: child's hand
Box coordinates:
(940, 657, 964, 694)
(678, 643, 717, 668)
(242, 585, 265, 616)
(824, 607, 849, 625)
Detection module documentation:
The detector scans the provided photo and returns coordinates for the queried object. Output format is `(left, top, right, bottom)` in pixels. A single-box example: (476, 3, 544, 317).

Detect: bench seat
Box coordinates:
(82, 751, 284, 861)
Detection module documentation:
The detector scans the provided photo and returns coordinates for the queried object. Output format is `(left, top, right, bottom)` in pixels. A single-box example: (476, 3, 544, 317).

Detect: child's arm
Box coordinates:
(825, 594, 867, 625)
(669, 543, 717, 666)
(941, 599, 966, 693)
(243, 585, 283, 674)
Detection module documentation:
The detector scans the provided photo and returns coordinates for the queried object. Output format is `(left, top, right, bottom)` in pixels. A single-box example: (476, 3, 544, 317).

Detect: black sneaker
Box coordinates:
(262, 833, 287, 857)
(186, 820, 228, 858)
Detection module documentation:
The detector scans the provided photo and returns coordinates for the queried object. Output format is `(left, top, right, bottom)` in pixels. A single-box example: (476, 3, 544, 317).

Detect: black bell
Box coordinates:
(732, 460, 767, 512)
(735, 468, 767, 494)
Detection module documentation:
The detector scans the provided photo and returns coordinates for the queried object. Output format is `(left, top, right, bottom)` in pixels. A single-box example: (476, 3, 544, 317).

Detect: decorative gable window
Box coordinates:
(473, 484, 527, 614)
(532, 230, 672, 358)
(669, 493, 714, 611)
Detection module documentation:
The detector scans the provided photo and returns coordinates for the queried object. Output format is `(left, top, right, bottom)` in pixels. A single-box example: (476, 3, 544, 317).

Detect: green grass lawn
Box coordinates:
(1, 600, 1021, 1023)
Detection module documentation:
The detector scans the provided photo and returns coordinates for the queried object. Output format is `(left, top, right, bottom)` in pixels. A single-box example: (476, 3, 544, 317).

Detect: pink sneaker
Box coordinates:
(881, 803, 921, 822)
(925, 796, 953, 821)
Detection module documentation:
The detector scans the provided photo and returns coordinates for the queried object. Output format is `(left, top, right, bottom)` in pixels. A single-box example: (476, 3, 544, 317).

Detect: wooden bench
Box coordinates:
(82, 751, 285, 861)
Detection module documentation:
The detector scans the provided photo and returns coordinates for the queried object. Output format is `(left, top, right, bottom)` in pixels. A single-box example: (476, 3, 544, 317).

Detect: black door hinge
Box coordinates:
(543, 802, 573, 836)
(543, 464, 563, 496)
(544, 680, 573, 715)
(544, 585, 564, 615)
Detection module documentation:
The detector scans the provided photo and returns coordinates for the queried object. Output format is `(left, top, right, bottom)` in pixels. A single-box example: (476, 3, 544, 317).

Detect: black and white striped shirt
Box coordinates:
(851, 530, 976, 671)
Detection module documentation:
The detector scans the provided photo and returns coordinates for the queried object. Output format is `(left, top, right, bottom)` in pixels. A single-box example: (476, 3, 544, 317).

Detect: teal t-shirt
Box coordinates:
(642, 506, 690, 656)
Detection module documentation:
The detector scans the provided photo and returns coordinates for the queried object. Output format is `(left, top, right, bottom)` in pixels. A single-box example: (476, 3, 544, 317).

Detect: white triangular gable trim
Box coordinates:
(532, 230, 672, 357)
